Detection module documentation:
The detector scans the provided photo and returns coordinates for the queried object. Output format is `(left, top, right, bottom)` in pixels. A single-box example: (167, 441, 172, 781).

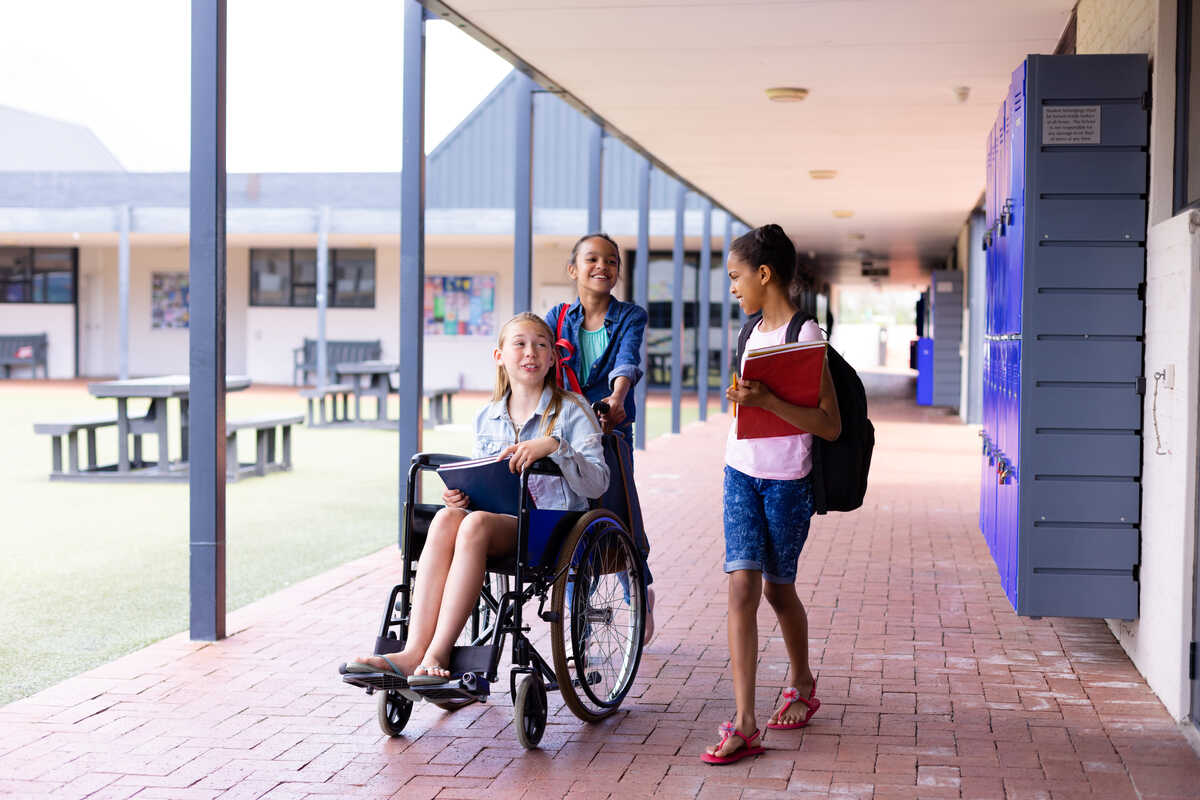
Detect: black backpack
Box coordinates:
(736, 311, 875, 515)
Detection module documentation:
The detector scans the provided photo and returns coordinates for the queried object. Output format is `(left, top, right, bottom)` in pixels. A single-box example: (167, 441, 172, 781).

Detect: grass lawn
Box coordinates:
(0, 380, 707, 704)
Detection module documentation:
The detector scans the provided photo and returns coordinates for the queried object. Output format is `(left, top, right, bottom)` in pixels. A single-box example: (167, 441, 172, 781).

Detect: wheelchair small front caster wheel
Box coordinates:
(513, 673, 547, 749)
(377, 690, 413, 737)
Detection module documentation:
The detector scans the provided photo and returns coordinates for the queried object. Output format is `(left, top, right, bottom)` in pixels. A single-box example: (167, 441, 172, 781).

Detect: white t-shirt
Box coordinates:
(724, 318, 823, 480)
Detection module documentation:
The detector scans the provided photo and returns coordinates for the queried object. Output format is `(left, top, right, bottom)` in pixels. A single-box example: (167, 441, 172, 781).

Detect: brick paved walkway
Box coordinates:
(3, 379, 1199, 799)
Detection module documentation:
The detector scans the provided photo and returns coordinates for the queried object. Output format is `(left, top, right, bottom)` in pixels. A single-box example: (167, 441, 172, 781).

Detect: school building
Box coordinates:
(4, 0, 1199, 739)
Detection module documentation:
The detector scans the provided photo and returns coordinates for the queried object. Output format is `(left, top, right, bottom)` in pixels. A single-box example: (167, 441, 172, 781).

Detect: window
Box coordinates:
(1177, 0, 1200, 211)
(0, 247, 76, 304)
(250, 248, 375, 307)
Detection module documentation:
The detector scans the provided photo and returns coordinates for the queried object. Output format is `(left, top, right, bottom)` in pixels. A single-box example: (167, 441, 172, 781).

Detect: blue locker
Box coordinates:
(915, 338, 934, 405)
(978, 55, 1146, 619)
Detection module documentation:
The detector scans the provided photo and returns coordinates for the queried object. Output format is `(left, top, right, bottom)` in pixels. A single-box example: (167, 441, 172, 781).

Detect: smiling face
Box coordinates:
(494, 319, 554, 389)
(727, 253, 771, 315)
(567, 236, 621, 295)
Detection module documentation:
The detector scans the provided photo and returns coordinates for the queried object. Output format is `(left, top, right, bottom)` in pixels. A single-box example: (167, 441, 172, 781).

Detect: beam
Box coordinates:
(697, 200, 712, 421)
(719, 213, 733, 413)
(633, 156, 650, 450)
(670, 183, 685, 434)
(587, 122, 603, 233)
(188, 0, 227, 642)
(118, 203, 130, 381)
(399, 0, 426, 500)
(513, 73, 534, 313)
(315, 205, 330, 391)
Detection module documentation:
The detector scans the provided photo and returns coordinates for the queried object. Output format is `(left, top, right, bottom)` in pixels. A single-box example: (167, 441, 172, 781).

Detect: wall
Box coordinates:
(0, 302, 73, 378)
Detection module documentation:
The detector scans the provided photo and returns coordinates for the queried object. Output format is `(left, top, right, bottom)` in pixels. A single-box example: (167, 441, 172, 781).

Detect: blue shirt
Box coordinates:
(545, 298, 648, 431)
(473, 385, 609, 511)
(578, 326, 609, 384)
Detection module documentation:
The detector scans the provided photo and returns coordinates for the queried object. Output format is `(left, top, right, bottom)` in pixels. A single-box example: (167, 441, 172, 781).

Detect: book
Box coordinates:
(437, 455, 524, 515)
(736, 340, 826, 440)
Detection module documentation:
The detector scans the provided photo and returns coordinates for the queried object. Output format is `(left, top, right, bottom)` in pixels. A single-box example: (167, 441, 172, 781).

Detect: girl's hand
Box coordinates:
(599, 394, 627, 430)
(726, 378, 773, 408)
(443, 488, 469, 509)
(498, 436, 560, 473)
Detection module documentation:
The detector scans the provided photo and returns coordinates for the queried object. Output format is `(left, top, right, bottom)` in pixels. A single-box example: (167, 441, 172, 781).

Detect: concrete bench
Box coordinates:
(298, 383, 354, 426)
(33, 417, 118, 475)
(424, 386, 458, 426)
(1, 334, 49, 379)
(225, 414, 303, 481)
(293, 339, 381, 386)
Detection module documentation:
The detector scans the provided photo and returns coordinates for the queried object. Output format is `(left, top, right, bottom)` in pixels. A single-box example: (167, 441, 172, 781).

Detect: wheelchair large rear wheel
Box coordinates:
(549, 510, 645, 722)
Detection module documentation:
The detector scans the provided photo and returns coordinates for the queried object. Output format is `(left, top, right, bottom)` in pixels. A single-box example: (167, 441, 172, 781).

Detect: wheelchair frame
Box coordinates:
(343, 435, 647, 748)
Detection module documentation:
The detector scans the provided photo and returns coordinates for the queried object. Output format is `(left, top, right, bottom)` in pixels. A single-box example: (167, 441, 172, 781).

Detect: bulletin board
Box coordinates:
(151, 272, 189, 329)
(424, 275, 495, 336)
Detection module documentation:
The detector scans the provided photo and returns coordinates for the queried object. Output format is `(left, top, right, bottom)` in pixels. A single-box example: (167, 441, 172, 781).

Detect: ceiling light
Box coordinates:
(954, 85, 970, 103)
(832, 210, 854, 219)
(809, 169, 837, 180)
(848, 232, 866, 240)
(765, 87, 809, 103)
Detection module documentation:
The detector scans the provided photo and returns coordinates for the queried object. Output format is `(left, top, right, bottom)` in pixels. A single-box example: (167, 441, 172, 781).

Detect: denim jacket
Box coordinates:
(473, 386, 609, 511)
(545, 298, 647, 430)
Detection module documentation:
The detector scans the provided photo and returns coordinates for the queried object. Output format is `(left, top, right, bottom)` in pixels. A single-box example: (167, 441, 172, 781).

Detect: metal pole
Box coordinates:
(633, 156, 650, 450)
(118, 203, 131, 380)
(513, 74, 535, 313)
(670, 183, 685, 434)
(316, 205, 330, 391)
(719, 213, 733, 412)
(697, 200, 712, 421)
(188, 0, 226, 642)
(735, 223, 748, 325)
(399, 0, 426, 503)
(587, 122, 603, 233)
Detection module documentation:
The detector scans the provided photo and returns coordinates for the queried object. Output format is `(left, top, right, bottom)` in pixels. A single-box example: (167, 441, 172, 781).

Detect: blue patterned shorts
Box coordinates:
(723, 466, 813, 584)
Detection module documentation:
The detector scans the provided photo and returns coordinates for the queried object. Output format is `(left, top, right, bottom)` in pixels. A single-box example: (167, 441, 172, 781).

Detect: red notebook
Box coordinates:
(735, 341, 826, 439)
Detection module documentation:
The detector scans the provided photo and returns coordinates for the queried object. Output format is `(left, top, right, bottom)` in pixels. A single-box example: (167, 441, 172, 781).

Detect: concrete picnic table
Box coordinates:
(334, 360, 459, 427)
(88, 374, 251, 477)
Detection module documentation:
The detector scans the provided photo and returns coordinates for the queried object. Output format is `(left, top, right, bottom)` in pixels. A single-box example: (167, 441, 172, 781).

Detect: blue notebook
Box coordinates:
(436, 455, 525, 515)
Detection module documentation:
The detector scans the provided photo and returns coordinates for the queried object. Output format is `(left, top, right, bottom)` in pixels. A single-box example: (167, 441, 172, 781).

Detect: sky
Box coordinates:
(0, 0, 514, 172)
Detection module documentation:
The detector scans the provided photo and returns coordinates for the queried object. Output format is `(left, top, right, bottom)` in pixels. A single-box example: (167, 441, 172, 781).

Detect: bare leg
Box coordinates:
(353, 507, 466, 675)
(763, 581, 816, 725)
(417, 512, 518, 675)
(707, 570, 762, 758)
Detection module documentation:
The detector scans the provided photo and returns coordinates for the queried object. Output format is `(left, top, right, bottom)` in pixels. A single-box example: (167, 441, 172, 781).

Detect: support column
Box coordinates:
(587, 122, 603, 233)
(118, 204, 130, 380)
(399, 0, 426, 494)
(188, 0, 227, 642)
(697, 200, 712, 421)
(633, 156, 650, 450)
(513, 74, 535, 313)
(670, 183, 685, 434)
(719, 213, 733, 413)
(316, 205, 330, 391)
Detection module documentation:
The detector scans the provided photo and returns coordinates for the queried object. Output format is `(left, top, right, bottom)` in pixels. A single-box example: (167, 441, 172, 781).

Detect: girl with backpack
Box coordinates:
(545, 232, 656, 643)
(703, 224, 842, 765)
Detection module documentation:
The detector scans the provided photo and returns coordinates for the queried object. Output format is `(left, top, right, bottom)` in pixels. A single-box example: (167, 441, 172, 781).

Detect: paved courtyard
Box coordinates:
(2, 379, 1198, 799)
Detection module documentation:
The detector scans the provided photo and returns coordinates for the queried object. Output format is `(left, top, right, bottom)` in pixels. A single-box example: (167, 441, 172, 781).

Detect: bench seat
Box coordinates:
(33, 417, 119, 474)
(225, 414, 304, 481)
(297, 383, 354, 426)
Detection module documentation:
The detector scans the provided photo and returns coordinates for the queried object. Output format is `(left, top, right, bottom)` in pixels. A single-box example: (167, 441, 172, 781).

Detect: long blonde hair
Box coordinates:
(493, 312, 591, 437)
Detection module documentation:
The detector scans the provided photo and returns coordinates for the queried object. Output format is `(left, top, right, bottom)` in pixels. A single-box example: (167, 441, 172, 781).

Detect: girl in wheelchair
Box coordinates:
(342, 312, 609, 686)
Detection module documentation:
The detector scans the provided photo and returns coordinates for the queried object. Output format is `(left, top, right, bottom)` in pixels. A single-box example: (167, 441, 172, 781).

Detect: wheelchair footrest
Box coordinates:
(411, 671, 490, 703)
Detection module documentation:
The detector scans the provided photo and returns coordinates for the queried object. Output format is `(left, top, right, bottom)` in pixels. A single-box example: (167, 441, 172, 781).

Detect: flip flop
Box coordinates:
(407, 664, 452, 686)
(700, 722, 765, 765)
(766, 683, 820, 730)
(339, 655, 407, 678)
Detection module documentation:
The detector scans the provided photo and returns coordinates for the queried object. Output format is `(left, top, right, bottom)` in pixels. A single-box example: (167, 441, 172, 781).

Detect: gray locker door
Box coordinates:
(1018, 53, 1147, 620)
(930, 269, 963, 407)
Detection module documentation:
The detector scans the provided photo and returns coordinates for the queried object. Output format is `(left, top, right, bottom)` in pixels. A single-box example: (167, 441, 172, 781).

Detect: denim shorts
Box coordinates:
(722, 466, 813, 584)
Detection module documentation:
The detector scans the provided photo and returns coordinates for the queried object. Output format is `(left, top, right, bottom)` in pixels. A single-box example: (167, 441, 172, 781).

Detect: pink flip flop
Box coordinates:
(766, 683, 820, 730)
(700, 722, 765, 765)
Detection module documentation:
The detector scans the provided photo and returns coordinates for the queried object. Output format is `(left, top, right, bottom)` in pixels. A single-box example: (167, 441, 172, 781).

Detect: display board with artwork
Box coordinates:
(151, 273, 189, 329)
(424, 275, 495, 336)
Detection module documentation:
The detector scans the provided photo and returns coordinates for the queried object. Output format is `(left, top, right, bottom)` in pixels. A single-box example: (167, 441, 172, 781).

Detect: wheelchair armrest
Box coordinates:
(524, 457, 562, 477)
(411, 452, 471, 468)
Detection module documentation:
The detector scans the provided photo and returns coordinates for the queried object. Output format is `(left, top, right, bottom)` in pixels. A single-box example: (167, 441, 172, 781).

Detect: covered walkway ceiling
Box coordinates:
(428, 0, 1073, 288)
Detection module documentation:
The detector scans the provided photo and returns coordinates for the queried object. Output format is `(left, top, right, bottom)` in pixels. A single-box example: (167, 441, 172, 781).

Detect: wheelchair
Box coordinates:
(341, 426, 648, 749)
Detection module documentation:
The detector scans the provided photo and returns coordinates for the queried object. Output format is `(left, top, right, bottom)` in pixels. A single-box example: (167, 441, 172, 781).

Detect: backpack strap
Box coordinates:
(554, 304, 583, 394)
(785, 310, 817, 343)
(736, 310, 818, 368)
(734, 313, 761, 372)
